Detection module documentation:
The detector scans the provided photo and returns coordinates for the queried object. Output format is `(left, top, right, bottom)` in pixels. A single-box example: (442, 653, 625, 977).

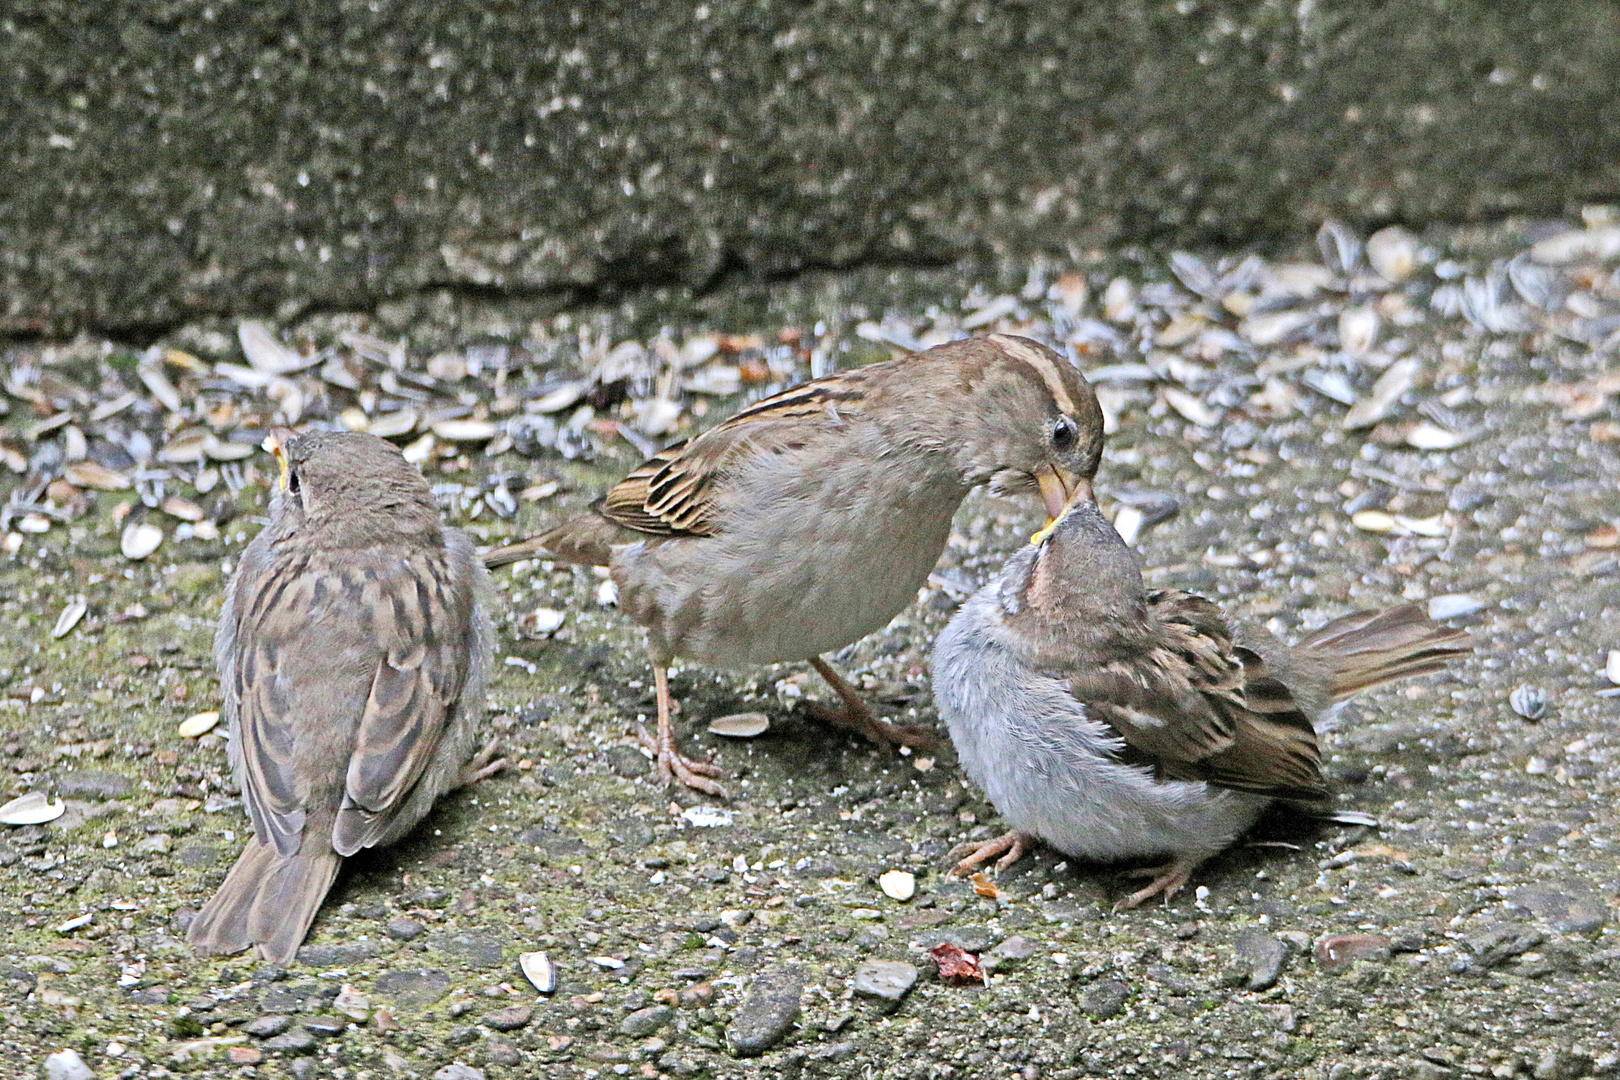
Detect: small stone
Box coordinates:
(227, 1046, 263, 1064)
(303, 1015, 346, 1037)
(294, 940, 383, 968)
(386, 915, 425, 941)
(428, 931, 507, 970)
(481, 1005, 532, 1032)
(374, 969, 453, 1010)
(1234, 931, 1289, 991)
(725, 965, 804, 1058)
(1509, 885, 1608, 935)
(851, 960, 917, 1004)
(621, 1004, 673, 1037)
(1082, 979, 1130, 1020)
(1534, 1047, 1595, 1080)
(55, 770, 131, 801)
(263, 1029, 318, 1054)
(982, 935, 1036, 973)
(485, 1041, 522, 1066)
(432, 1066, 486, 1080)
(1314, 933, 1392, 971)
(44, 1049, 95, 1080)
(445, 1026, 480, 1047)
(244, 1015, 293, 1038)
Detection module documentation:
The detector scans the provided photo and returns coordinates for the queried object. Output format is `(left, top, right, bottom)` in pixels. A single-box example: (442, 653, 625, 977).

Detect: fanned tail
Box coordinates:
(187, 838, 342, 966)
(1296, 603, 1470, 700)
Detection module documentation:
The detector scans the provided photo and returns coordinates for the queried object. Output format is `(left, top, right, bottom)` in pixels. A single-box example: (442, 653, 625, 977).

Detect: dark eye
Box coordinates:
(1052, 415, 1078, 450)
(288, 470, 301, 496)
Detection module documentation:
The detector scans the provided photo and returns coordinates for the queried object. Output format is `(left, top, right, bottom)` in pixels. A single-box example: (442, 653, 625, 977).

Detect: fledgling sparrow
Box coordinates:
(484, 334, 1104, 795)
(933, 486, 1470, 908)
(188, 431, 497, 965)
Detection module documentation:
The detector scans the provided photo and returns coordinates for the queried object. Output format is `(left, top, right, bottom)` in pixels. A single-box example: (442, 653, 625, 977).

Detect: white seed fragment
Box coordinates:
(878, 869, 916, 902)
(1606, 650, 1620, 685)
(1338, 305, 1380, 356)
(518, 608, 567, 638)
(1350, 510, 1398, 534)
(707, 712, 770, 738)
(519, 951, 557, 994)
(56, 912, 93, 933)
(62, 460, 131, 491)
(589, 955, 624, 970)
(1112, 505, 1144, 546)
(340, 407, 371, 432)
(367, 409, 420, 438)
(1405, 421, 1465, 450)
(178, 711, 221, 738)
(1342, 357, 1419, 429)
(137, 362, 183, 412)
(1365, 226, 1419, 282)
(400, 433, 436, 464)
(121, 522, 164, 561)
(532, 382, 588, 413)
(430, 418, 498, 442)
(1427, 593, 1487, 620)
(52, 598, 87, 639)
(239, 320, 318, 374)
(1393, 514, 1448, 537)
(162, 495, 206, 522)
(0, 791, 65, 825)
(1529, 225, 1620, 264)
(681, 805, 734, 828)
(595, 579, 619, 608)
(1162, 388, 1222, 428)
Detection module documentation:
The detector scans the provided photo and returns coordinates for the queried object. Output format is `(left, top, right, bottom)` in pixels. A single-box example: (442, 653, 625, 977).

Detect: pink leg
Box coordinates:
(947, 830, 1034, 876)
(632, 665, 727, 797)
(808, 657, 934, 749)
(1114, 855, 1204, 910)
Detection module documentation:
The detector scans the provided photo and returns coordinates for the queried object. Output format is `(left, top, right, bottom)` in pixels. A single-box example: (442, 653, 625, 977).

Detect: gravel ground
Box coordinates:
(2, 216, 1619, 1080)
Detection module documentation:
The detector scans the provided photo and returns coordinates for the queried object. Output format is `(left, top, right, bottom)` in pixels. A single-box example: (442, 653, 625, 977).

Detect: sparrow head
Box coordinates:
(941, 334, 1104, 519)
(266, 430, 441, 546)
(999, 482, 1150, 657)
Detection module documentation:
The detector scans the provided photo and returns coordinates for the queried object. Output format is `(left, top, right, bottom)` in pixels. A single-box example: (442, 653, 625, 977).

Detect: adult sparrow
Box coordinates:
(933, 486, 1470, 908)
(188, 430, 495, 965)
(485, 334, 1104, 795)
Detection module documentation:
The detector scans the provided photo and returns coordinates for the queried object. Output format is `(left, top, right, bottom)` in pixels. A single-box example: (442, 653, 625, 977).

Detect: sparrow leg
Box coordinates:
(946, 830, 1033, 876)
(632, 665, 727, 797)
(1114, 855, 1203, 910)
(808, 657, 934, 749)
(458, 739, 509, 787)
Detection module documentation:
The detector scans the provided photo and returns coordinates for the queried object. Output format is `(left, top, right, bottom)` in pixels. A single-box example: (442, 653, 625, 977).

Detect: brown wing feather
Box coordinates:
(1074, 589, 1328, 801)
(596, 374, 872, 538)
(333, 550, 477, 856)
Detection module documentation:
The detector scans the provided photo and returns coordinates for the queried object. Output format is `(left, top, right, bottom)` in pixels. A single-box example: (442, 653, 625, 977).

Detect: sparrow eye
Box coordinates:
(1051, 415, 1078, 450)
(287, 470, 302, 496)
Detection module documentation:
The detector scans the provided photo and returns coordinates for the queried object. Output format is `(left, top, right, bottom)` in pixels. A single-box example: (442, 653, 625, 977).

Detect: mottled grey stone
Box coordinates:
(432, 1066, 486, 1080)
(44, 1049, 95, 1080)
(1510, 885, 1608, 934)
(621, 1004, 673, 1037)
(263, 1028, 318, 1054)
(1234, 931, 1289, 991)
(386, 916, 425, 941)
(244, 1015, 293, 1038)
(851, 959, 918, 1004)
(427, 931, 507, 971)
(1082, 979, 1130, 1020)
(55, 770, 130, 800)
(725, 966, 803, 1058)
(480, 1005, 532, 1031)
(374, 969, 453, 1010)
(294, 940, 383, 968)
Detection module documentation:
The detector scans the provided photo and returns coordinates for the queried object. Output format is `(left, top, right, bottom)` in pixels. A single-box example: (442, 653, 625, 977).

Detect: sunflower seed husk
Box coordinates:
(121, 522, 164, 560)
(1427, 593, 1487, 620)
(878, 869, 916, 902)
(1607, 649, 1620, 685)
(367, 409, 420, 439)
(62, 460, 131, 491)
(177, 711, 221, 738)
(137, 363, 183, 412)
(238, 320, 319, 374)
(430, 418, 498, 442)
(707, 712, 770, 738)
(1509, 685, 1547, 721)
(1342, 357, 1419, 429)
(0, 792, 66, 825)
(1365, 226, 1418, 282)
(51, 598, 87, 639)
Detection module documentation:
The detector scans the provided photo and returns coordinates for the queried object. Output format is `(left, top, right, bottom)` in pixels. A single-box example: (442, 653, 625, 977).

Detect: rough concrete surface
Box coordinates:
(5, 1, 1620, 337)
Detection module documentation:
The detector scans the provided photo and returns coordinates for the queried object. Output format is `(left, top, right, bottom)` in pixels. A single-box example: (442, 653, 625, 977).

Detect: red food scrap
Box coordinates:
(930, 942, 986, 986)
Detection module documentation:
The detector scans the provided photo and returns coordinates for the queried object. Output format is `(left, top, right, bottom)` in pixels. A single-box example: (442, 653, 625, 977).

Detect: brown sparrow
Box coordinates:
(485, 334, 1104, 795)
(933, 486, 1470, 908)
(188, 430, 496, 965)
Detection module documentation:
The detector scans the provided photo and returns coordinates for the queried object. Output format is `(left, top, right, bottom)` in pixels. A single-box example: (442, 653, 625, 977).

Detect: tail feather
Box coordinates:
(188, 838, 342, 966)
(1297, 603, 1471, 700)
(484, 515, 617, 569)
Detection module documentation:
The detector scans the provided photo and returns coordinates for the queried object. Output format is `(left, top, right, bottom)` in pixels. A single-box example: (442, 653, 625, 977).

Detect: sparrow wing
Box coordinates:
(598, 371, 873, 538)
(333, 547, 479, 855)
(1071, 589, 1328, 801)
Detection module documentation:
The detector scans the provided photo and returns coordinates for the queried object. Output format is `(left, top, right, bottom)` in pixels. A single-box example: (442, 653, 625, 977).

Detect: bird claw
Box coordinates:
(1113, 857, 1199, 910)
(807, 701, 934, 750)
(946, 830, 1032, 877)
(458, 739, 509, 787)
(632, 723, 727, 798)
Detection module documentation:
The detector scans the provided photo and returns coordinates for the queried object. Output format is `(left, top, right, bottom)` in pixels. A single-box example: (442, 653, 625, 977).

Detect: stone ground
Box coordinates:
(2, 219, 1619, 1080)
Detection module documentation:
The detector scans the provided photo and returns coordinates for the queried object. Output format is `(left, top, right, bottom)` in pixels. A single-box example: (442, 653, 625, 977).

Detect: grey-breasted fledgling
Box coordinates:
(933, 486, 1469, 908)
(188, 430, 496, 964)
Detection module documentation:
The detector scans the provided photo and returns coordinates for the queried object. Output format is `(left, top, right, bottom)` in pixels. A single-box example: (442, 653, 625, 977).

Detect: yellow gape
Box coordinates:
(262, 430, 291, 491)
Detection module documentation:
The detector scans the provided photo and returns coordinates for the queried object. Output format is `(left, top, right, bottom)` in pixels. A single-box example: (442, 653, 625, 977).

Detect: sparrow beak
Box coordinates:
(1029, 471, 1096, 547)
(262, 428, 292, 492)
(1034, 464, 1082, 521)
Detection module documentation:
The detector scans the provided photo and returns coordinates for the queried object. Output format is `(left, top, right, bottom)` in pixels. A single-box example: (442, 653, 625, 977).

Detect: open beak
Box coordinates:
(1029, 467, 1095, 546)
(262, 428, 292, 491)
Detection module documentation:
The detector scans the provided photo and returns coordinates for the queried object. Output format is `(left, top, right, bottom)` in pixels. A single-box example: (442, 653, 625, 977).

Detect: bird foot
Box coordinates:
(633, 723, 727, 798)
(1113, 856, 1201, 910)
(946, 830, 1033, 876)
(807, 701, 934, 750)
(459, 739, 509, 787)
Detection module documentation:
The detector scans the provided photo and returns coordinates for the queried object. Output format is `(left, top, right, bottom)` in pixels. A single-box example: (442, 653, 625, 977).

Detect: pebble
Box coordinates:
(1314, 933, 1392, 971)
(486, 1041, 522, 1066)
(244, 1015, 293, 1038)
(263, 1029, 318, 1054)
(480, 1005, 532, 1031)
(55, 771, 131, 801)
(725, 965, 803, 1057)
(1233, 931, 1288, 991)
(1082, 979, 1130, 1019)
(982, 935, 1035, 973)
(431, 1066, 486, 1080)
(373, 969, 453, 1010)
(386, 915, 425, 941)
(620, 1004, 673, 1037)
(1509, 885, 1608, 934)
(850, 959, 917, 1004)
(427, 930, 507, 970)
(295, 940, 382, 967)
(303, 1016, 346, 1037)
(44, 1049, 94, 1080)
